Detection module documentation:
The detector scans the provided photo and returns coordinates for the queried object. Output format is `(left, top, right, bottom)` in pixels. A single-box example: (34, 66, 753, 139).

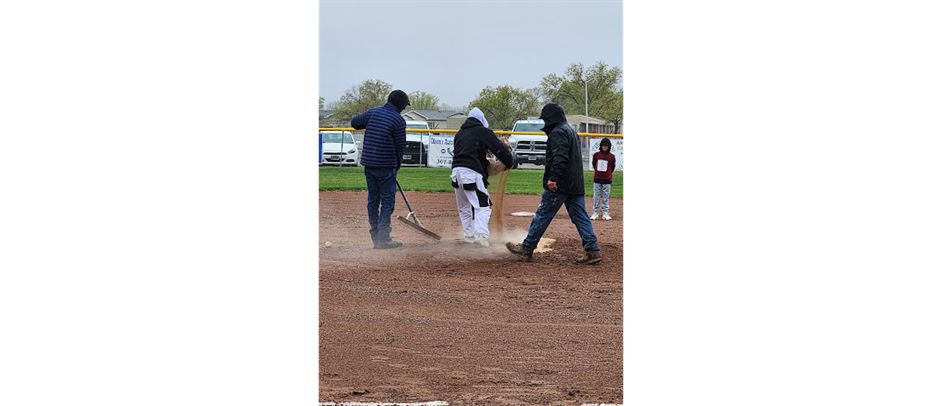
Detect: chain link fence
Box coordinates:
(322, 129, 621, 171)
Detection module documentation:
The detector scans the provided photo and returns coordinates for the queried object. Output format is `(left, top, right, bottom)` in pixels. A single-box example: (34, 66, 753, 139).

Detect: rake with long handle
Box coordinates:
(395, 179, 442, 240)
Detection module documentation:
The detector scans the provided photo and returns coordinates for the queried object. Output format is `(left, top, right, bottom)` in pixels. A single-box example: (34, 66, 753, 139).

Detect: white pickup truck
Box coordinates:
(507, 118, 547, 169)
(403, 120, 431, 166)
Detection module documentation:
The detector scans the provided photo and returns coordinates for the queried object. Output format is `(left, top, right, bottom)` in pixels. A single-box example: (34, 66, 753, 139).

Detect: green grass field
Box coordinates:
(318, 166, 623, 198)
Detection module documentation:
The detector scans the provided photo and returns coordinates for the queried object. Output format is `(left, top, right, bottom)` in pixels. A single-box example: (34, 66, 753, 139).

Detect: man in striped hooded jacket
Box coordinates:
(351, 90, 410, 249)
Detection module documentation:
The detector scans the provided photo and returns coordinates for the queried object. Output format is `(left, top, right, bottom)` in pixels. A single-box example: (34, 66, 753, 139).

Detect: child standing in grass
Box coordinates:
(590, 138, 616, 221)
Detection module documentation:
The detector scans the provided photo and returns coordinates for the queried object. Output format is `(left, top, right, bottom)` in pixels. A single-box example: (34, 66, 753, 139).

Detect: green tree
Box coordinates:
(468, 85, 541, 130)
(330, 79, 394, 124)
(441, 102, 467, 113)
(538, 62, 623, 133)
(319, 96, 325, 110)
(407, 91, 440, 110)
(597, 88, 623, 134)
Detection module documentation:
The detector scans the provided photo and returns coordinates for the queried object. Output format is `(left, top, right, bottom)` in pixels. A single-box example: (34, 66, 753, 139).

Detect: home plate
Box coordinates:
(510, 211, 535, 217)
(534, 238, 555, 253)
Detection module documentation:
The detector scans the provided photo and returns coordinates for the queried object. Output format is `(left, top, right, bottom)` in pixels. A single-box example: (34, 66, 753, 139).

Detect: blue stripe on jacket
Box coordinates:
(351, 103, 406, 168)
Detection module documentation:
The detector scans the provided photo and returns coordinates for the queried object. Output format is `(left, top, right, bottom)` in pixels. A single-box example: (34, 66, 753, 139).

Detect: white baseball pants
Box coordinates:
(451, 167, 492, 239)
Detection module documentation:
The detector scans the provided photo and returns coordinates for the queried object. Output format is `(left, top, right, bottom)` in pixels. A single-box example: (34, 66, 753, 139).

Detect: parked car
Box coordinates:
(319, 131, 359, 166)
(403, 121, 431, 166)
(507, 118, 547, 168)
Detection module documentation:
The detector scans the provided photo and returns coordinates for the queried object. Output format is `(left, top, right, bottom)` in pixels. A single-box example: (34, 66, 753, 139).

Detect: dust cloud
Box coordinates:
(488, 169, 510, 240)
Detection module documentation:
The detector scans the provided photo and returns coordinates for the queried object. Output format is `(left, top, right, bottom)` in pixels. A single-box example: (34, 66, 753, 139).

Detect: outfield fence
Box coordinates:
(319, 128, 624, 171)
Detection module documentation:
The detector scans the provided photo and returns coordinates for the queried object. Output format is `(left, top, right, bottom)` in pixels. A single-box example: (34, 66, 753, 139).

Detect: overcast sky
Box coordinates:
(319, 0, 623, 110)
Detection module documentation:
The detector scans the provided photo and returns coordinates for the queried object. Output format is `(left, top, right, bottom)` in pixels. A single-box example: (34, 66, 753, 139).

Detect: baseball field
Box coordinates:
(319, 167, 623, 405)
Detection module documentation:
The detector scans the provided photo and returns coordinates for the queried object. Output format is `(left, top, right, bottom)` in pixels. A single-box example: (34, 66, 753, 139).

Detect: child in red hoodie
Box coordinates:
(591, 138, 616, 220)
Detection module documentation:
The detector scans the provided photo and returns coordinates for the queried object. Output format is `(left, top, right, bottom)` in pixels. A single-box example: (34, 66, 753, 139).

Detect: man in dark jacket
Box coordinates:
(351, 90, 409, 249)
(451, 107, 513, 247)
(506, 103, 601, 264)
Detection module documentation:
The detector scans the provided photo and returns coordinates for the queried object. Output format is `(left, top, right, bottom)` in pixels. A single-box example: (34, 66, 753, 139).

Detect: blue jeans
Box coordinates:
(364, 166, 397, 243)
(522, 190, 600, 251)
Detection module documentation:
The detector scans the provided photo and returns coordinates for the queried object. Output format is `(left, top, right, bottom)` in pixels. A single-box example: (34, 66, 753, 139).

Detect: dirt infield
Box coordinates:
(319, 190, 623, 405)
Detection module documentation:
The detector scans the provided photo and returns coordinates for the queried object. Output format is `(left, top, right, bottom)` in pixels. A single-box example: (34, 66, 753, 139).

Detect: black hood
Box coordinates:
(387, 89, 410, 112)
(599, 137, 612, 151)
(538, 103, 567, 133)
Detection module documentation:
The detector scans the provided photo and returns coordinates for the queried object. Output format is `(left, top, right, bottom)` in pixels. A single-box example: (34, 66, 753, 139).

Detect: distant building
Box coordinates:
(566, 114, 615, 134)
(445, 114, 467, 130)
(401, 110, 463, 130)
(319, 110, 334, 125)
(320, 109, 347, 127)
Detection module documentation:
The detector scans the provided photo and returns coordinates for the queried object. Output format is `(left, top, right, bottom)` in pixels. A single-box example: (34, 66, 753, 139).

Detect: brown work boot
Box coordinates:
(374, 240, 403, 249)
(576, 249, 602, 265)
(505, 242, 533, 261)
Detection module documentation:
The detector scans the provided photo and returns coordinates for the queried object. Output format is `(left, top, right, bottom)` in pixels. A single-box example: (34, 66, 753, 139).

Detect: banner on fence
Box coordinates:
(427, 134, 455, 168)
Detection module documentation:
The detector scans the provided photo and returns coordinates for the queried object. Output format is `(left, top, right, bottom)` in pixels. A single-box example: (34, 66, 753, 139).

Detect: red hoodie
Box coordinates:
(592, 138, 616, 184)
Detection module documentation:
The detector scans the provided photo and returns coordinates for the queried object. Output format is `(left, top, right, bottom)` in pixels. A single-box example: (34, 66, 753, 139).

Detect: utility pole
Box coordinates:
(583, 71, 590, 171)
(584, 76, 589, 134)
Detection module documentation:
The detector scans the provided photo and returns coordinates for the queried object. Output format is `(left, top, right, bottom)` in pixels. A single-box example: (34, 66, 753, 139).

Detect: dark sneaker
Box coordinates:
(576, 250, 602, 265)
(374, 240, 403, 249)
(505, 242, 533, 261)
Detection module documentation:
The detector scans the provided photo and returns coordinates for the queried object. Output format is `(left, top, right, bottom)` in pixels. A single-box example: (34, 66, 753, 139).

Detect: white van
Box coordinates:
(507, 118, 547, 168)
(404, 120, 431, 166)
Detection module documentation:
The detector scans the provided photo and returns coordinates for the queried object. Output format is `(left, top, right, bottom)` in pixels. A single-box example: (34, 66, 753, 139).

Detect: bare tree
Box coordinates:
(407, 91, 441, 110)
(331, 79, 394, 124)
(468, 85, 540, 130)
(538, 62, 623, 133)
(440, 103, 467, 113)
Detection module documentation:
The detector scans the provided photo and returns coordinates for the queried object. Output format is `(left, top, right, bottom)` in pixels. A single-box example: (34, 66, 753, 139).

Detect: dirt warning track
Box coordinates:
(319, 190, 623, 405)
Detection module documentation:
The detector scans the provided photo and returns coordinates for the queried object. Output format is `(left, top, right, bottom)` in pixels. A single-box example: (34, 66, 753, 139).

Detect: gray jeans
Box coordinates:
(593, 182, 611, 215)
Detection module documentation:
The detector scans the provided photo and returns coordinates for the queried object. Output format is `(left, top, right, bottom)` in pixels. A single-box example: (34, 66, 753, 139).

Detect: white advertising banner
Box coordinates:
(427, 134, 455, 168)
(588, 137, 624, 171)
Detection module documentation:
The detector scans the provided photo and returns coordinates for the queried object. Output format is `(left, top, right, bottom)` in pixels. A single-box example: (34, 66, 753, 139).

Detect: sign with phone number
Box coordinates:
(427, 135, 455, 168)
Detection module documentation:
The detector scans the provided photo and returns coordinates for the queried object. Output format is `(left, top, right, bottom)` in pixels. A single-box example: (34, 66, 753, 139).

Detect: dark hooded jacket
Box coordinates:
(539, 103, 585, 195)
(451, 117, 513, 186)
(592, 137, 616, 184)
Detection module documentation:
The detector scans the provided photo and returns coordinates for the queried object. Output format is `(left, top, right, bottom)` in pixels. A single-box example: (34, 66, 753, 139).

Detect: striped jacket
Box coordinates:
(351, 103, 406, 168)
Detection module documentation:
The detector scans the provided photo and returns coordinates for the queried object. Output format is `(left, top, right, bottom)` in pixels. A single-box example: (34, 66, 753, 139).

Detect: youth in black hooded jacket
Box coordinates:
(451, 117, 513, 186)
(540, 103, 586, 195)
